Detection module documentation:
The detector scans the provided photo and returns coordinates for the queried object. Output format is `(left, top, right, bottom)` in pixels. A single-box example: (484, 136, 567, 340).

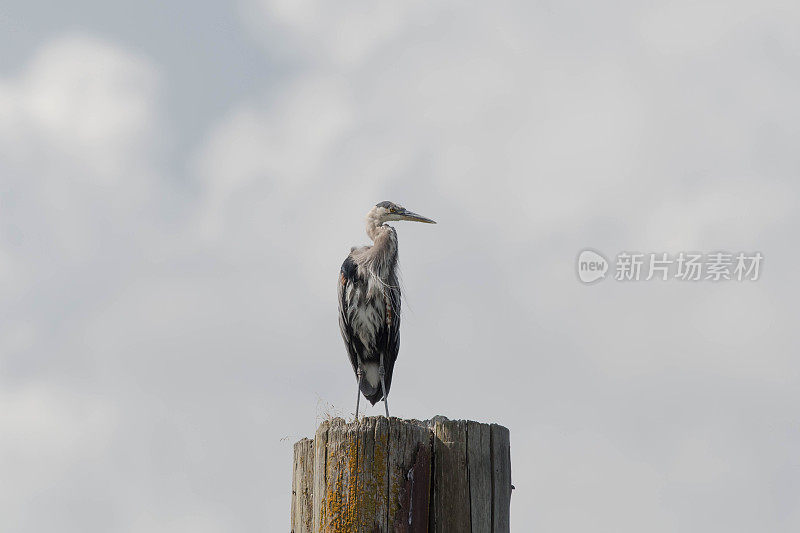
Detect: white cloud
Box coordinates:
(0, 35, 164, 531)
(639, 1, 800, 55)
(0, 34, 158, 179)
(0, 385, 116, 530)
(192, 74, 356, 240)
(0, 35, 163, 268)
(240, 0, 435, 67)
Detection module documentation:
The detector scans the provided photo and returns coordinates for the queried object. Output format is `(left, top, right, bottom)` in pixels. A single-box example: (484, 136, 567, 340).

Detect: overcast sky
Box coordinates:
(1, 1, 799, 531)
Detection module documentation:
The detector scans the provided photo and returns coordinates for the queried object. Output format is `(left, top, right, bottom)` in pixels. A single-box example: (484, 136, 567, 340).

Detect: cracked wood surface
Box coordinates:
(290, 416, 511, 533)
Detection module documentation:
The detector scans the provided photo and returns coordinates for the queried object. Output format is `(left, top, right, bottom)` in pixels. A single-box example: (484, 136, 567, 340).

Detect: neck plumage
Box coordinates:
(362, 218, 398, 281)
(354, 214, 399, 299)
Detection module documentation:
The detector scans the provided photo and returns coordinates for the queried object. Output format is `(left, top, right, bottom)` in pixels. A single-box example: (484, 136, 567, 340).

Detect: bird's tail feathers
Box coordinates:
(360, 362, 389, 405)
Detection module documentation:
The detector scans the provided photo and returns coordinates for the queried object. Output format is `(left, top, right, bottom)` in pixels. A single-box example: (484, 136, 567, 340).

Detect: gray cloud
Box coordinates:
(1, 1, 798, 531)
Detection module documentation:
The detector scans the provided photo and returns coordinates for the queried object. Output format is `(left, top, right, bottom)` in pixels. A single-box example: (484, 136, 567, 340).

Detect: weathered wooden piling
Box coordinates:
(290, 416, 511, 532)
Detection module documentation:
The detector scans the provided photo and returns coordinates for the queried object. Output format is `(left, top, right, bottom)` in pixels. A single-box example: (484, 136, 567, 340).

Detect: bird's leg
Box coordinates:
(379, 359, 390, 419)
(355, 367, 363, 420)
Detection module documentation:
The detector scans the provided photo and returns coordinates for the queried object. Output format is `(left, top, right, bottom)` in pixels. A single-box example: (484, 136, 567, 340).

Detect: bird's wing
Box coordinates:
(338, 255, 362, 374)
(378, 276, 401, 385)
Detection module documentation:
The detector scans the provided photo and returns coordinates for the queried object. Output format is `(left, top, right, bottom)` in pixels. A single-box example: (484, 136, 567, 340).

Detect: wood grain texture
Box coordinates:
(291, 417, 510, 533)
(490, 424, 512, 533)
(311, 420, 329, 533)
(388, 418, 431, 532)
(467, 421, 491, 532)
(432, 419, 470, 532)
(291, 438, 314, 533)
(320, 418, 359, 530)
(370, 416, 389, 532)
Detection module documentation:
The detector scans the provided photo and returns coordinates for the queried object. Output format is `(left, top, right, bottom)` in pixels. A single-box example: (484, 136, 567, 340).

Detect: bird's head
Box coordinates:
(371, 201, 437, 225)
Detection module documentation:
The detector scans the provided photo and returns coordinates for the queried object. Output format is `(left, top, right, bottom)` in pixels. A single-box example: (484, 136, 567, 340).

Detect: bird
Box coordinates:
(337, 201, 436, 419)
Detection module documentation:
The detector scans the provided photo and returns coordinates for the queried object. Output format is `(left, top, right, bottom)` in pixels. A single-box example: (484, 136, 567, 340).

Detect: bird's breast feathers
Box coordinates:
(348, 290, 385, 347)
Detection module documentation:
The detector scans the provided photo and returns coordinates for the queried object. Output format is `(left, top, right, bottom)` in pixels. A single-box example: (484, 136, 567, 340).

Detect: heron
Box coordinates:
(337, 201, 436, 419)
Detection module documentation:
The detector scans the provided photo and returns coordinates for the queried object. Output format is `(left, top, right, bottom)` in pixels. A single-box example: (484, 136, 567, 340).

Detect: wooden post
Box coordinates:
(290, 416, 511, 532)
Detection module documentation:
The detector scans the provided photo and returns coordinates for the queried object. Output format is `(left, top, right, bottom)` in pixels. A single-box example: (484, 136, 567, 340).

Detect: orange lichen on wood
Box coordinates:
(318, 418, 390, 532)
(295, 416, 508, 533)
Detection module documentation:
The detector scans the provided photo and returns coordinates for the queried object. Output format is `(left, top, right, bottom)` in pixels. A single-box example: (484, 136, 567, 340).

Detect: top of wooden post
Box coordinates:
(290, 416, 512, 532)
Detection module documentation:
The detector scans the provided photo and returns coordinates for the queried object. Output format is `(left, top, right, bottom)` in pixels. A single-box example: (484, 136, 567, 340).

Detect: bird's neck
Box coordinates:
(365, 211, 384, 241)
(363, 222, 397, 273)
(366, 218, 383, 241)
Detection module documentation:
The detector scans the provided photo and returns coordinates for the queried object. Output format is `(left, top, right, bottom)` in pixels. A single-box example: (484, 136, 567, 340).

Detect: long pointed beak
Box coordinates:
(399, 210, 436, 224)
